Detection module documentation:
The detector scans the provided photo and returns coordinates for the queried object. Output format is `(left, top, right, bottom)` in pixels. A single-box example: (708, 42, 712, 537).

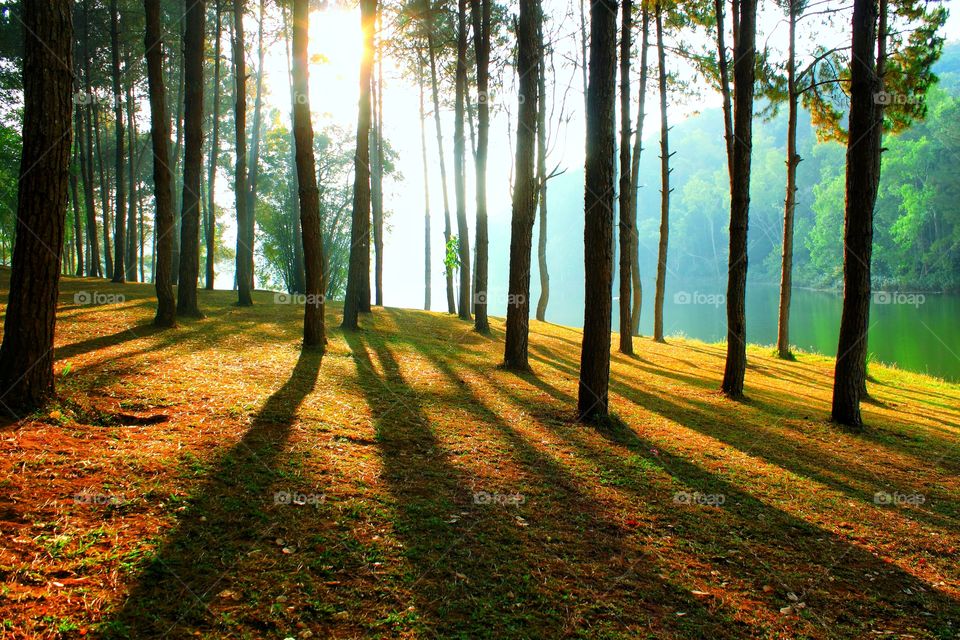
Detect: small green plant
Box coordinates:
(444, 235, 460, 276)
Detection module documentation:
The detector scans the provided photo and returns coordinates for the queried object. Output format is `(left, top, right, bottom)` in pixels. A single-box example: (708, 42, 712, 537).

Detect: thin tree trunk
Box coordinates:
(207, 0, 222, 291)
(171, 45, 184, 285)
(80, 0, 101, 277)
(109, 0, 126, 283)
(177, 0, 206, 317)
(832, 0, 882, 427)
(617, 0, 633, 354)
(243, 0, 267, 296)
(653, 4, 670, 343)
(578, 0, 617, 421)
(93, 103, 113, 278)
(534, 6, 549, 322)
(418, 53, 432, 311)
(426, 31, 456, 314)
(125, 57, 139, 282)
(0, 0, 72, 415)
(371, 7, 385, 307)
(234, 0, 253, 306)
(715, 0, 734, 184)
(503, 0, 540, 369)
(720, 0, 757, 398)
(471, 0, 491, 332)
(777, 0, 799, 359)
(629, 6, 649, 336)
(454, 0, 472, 320)
(71, 145, 84, 277)
(342, 0, 376, 329)
(77, 104, 100, 277)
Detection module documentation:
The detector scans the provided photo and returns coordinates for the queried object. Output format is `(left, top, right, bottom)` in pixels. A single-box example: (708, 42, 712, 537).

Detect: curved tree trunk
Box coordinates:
(503, 0, 540, 369)
(453, 0, 472, 320)
(144, 0, 176, 327)
(577, 0, 617, 421)
(291, 0, 327, 348)
(0, 0, 72, 415)
(177, 0, 206, 317)
(629, 6, 649, 336)
(720, 0, 757, 398)
(653, 4, 670, 343)
(109, 0, 126, 283)
(234, 0, 252, 306)
(777, 0, 799, 359)
(617, 0, 633, 354)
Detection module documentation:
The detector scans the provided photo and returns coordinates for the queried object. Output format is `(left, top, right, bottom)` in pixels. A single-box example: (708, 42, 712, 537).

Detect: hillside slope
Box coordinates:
(1, 272, 958, 639)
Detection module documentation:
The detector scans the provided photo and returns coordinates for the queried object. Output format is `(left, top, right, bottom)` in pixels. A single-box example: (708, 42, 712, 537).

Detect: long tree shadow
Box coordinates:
(102, 348, 324, 638)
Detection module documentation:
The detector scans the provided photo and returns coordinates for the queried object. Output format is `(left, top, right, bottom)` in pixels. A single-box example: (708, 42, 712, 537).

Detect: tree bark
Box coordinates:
(629, 6, 649, 336)
(171, 44, 184, 284)
(206, 0, 222, 291)
(453, 0, 472, 320)
(471, 0, 491, 332)
(371, 8, 385, 307)
(715, 0, 734, 185)
(342, 0, 376, 329)
(80, 0, 101, 277)
(109, 0, 127, 283)
(426, 29, 456, 314)
(0, 0, 72, 415)
(243, 0, 267, 298)
(144, 0, 176, 326)
(578, 0, 617, 421)
(653, 4, 670, 343)
(720, 0, 757, 398)
(71, 145, 84, 277)
(831, 0, 881, 428)
(93, 103, 113, 278)
(124, 55, 139, 282)
(292, 0, 327, 348)
(617, 0, 633, 354)
(777, 0, 799, 359)
(234, 0, 252, 306)
(417, 53, 432, 311)
(503, 0, 541, 369)
(535, 7, 549, 323)
(177, 0, 206, 317)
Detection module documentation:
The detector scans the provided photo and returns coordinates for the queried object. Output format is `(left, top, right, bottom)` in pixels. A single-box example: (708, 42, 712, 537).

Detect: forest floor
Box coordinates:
(0, 269, 958, 639)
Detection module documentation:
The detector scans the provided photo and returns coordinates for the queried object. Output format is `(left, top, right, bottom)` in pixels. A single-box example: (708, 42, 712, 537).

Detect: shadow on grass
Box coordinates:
(101, 349, 324, 638)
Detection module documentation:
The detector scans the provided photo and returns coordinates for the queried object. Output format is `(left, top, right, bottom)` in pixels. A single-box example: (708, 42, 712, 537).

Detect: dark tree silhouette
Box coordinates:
(653, 2, 671, 343)
(617, 0, 633, 354)
(206, 0, 222, 292)
(109, 0, 127, 283)
(578, 0, 617, 421)
(0, 0, 73, 415)
(471, 0, 492, 333)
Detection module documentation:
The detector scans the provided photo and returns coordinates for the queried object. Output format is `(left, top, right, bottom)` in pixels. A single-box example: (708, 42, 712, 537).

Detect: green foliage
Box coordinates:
(443, 235, 460, 276)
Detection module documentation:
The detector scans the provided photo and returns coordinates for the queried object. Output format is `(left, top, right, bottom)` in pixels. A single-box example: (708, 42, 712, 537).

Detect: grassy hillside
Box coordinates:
(1, 270, 958, 639)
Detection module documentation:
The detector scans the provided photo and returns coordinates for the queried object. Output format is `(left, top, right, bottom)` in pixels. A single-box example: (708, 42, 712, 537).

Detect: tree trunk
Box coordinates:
(292, 0, 327, 348)
(243, 0, 267, 297)
(371, 8, 385, 307)
(342, 0, 376, 329)
(109, 0, 126, 283)
(80, 0, 102, 277)
(776, 0, 799, 359)
(471, 0, 491, 332)
(70, 145, 84, 277)
(171, 46, 184, 285)
(534, 7, 549, 323)
(832, 0, 882, 428)
(418, 53, 432, 311)
(715, 0, 734, 185)
(653, 4, 670, 343)
(577, 0, 617, 421)
(206, 0, 222, 291)
(720, 0, 757, 398)
(125, 57, 139, 282)
(453, 0, 472, 320)
(0, 0, 72, 415)
(144, 0, 176, 326)
(234, 0, 254, 306)
(93, 103, 113, 278)
(426, 30, 456, 314)
(177, 0, 206, 317)
(503, 0, 540, 369)
(617, 0, 633, 354)
(629, 6, 649, 336)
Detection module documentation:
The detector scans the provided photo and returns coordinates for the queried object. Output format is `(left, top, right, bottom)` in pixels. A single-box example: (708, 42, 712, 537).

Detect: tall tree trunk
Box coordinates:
(0, 0, 72, 415)
(125, 57, 139, 282)
(243, 0, 267, 297)
(109, 0, 127, 283)
(578, 0, 617, 421)
(503, 0, 540, 369)
(426, 30, 456, 314)
(720, 0, 757, 398)
(653, 4, 670, 343)
(534, 6, 549, 322)
(177, 0, 206, 317)
(471, 0, 491, 332)
(453, 0, 472, 320)
(80, 0, 102, 277)
(617, 0, 633, 354)
(292, 0, 327, 348)
(832, 0, 882, 427)
(715, 0, 734, 184)
(342, 0, 376, 329)
(93, 103, 113, 278)
(777, 0, 799, 359)
(418, 53, 432, 311)
(234, 0, 253, 306)
(171, 46, 184, 285)
(206, 0, 223, 291)
(71, 145, 84, 277)
(144, 0, 176, 326)
(371, 8, 385, 307)
(629, 6, 649, 336)
(77, 104, 100, 277)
